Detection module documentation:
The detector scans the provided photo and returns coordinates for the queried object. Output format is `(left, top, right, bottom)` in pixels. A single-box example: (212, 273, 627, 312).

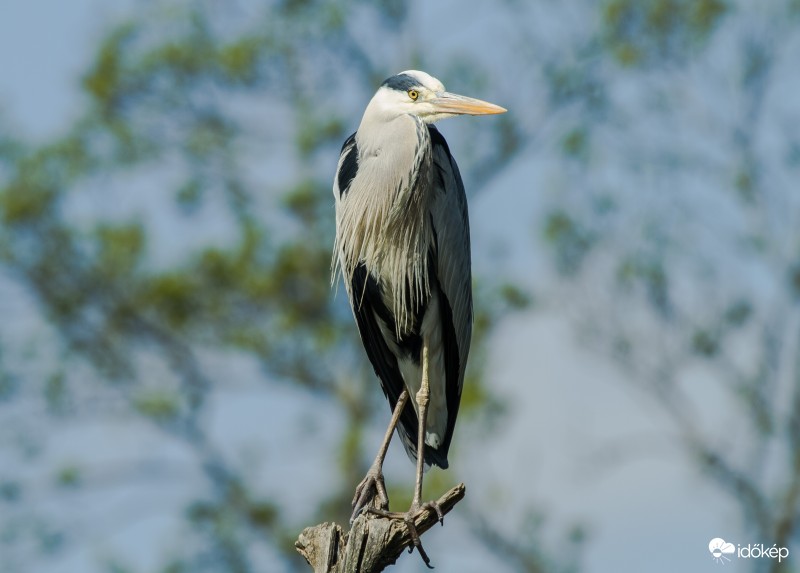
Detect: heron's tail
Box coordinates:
(396, 415, 450, 470)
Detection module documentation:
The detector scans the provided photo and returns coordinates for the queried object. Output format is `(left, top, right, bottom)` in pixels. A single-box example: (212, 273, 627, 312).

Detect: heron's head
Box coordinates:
(367, 70, 506, 124)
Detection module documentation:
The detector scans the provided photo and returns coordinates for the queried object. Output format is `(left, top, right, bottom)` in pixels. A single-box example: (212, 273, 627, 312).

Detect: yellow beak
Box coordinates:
(429, 92, 507, 116)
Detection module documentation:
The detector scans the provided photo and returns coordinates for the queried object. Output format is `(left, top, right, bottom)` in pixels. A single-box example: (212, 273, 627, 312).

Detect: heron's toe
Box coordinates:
(364, 500, 443, 568)
(350, 470, 389, 523)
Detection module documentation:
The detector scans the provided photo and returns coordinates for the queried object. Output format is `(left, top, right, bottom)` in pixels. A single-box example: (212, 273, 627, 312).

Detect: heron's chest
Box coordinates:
(351, 149, 434, 269)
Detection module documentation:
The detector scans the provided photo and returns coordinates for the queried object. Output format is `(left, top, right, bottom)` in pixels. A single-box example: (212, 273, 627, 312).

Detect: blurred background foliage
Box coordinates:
(0, 0, 799, 572)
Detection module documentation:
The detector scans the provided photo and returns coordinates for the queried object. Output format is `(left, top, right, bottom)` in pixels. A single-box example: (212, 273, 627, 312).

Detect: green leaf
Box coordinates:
(133, 389, 180, 422)
(56, 465, 82, 488)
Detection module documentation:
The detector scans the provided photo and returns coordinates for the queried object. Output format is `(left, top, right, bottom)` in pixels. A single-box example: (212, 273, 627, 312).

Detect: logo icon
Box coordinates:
(709, 538, 736, 564)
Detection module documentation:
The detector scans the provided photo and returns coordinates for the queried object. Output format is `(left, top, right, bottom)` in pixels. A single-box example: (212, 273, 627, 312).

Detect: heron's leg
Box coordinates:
(368, 341, 443, 569)
(351, 388, 409, 523)
(411, 343, 430, 508)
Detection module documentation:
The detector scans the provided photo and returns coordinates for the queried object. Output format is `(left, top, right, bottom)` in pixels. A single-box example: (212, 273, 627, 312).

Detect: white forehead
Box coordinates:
(398, 70, 445, 92)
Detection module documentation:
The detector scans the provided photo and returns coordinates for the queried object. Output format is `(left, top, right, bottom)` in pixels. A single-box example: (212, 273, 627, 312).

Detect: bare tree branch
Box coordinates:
(295, 484, 465, 573)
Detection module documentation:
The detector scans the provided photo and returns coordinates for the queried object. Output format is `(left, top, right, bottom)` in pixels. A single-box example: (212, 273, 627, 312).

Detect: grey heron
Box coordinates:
(332, 70, 505, 565)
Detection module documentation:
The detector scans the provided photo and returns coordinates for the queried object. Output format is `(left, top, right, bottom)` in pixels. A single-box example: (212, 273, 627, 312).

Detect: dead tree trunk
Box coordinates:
(295, 483, 466, 573)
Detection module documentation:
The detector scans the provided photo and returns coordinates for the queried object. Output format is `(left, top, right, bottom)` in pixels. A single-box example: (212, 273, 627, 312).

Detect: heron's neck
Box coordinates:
(354, 113, 432, 212)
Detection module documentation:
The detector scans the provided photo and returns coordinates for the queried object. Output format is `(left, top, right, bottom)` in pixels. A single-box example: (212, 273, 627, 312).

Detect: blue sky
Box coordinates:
(0, 0, 95, 138)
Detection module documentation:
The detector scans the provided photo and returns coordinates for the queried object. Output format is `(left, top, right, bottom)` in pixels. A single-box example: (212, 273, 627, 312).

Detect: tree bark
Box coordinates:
(295, 483, 466, 573)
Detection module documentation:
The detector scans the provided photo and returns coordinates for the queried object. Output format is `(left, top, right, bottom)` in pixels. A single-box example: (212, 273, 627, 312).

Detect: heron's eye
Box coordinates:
(407, 89, 419, 101)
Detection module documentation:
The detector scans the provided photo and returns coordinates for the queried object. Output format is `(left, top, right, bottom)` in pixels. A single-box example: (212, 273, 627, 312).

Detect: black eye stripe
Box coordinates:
(381, 73, 420, 93)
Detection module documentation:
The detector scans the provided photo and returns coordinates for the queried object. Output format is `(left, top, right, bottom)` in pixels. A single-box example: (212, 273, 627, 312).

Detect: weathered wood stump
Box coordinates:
(295, 483, 466, 573)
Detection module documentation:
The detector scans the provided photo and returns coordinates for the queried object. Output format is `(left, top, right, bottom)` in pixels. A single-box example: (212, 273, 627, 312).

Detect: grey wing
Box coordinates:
(334, 132, 358, 199)
(427, 125, 473, 454)
(331, 132, 358, 284)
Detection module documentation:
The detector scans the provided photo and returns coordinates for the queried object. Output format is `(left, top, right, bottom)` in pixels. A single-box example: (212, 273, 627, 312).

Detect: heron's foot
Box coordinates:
(350, 467, 389, 524)
(366, 500, 444, 569)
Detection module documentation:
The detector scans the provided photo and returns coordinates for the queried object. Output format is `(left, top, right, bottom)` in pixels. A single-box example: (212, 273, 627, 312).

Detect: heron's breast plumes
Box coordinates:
(334, 119, 434, 335)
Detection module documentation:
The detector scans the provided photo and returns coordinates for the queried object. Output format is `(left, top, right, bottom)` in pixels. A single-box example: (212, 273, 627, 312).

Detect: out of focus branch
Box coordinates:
(295, 483, 465, 573)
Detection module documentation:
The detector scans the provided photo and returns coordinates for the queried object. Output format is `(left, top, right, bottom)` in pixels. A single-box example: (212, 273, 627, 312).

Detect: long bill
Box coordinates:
(429, 92, 507, 116)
